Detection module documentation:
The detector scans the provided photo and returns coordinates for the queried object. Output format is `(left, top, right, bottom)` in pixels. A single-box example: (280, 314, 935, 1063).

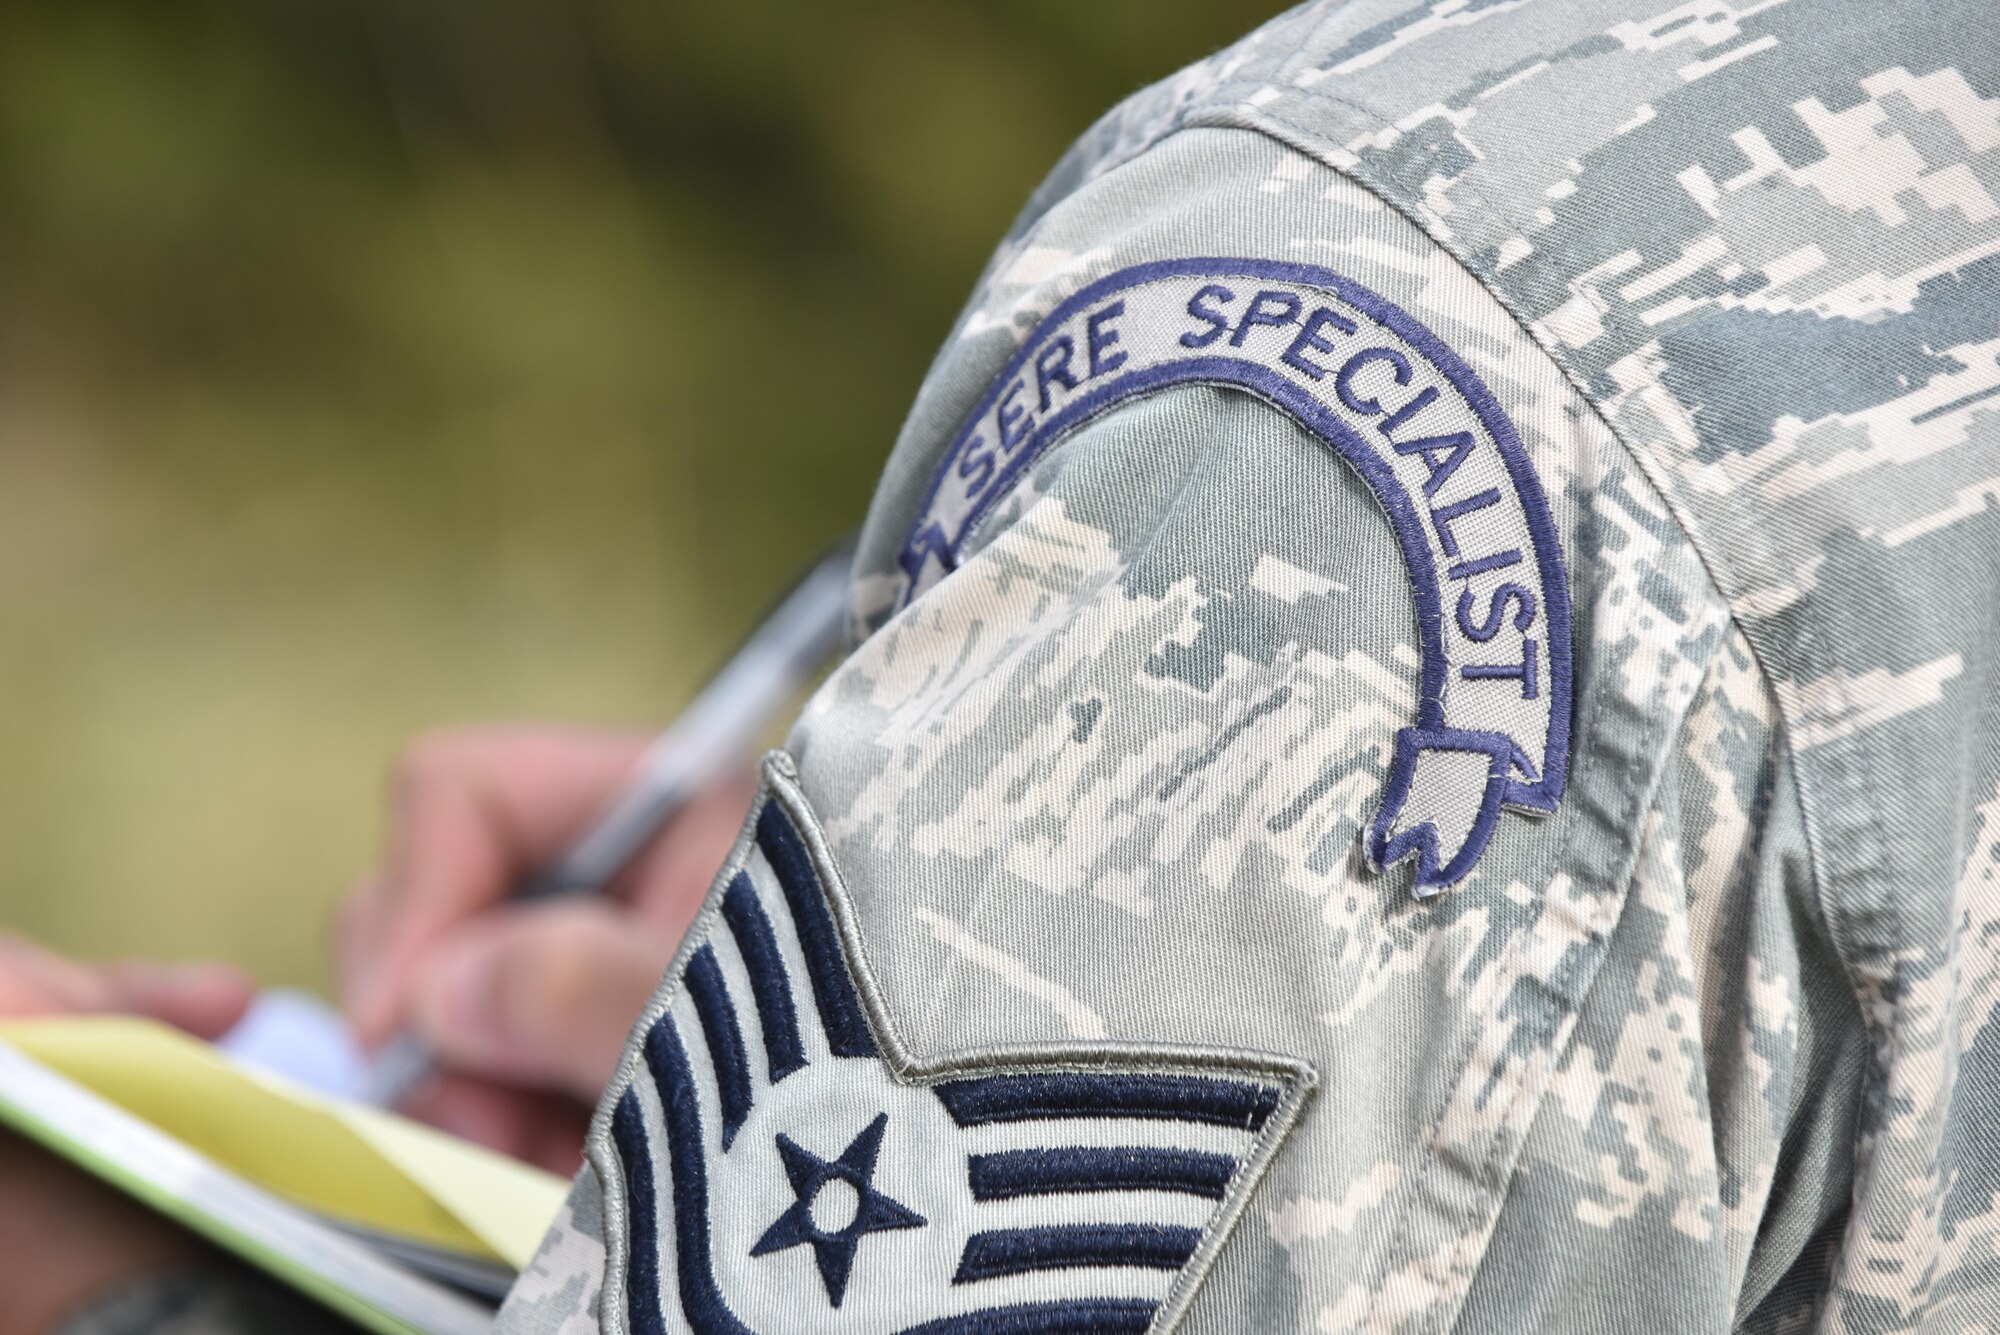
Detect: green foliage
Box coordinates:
(0, 1, 1276, 986)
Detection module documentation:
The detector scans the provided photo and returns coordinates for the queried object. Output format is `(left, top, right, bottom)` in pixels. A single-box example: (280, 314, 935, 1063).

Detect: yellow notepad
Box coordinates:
(0, 1016, 571, 1333)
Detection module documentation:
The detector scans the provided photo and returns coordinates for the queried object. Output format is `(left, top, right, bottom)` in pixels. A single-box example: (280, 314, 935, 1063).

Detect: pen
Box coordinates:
(363, 534, 857, 1108)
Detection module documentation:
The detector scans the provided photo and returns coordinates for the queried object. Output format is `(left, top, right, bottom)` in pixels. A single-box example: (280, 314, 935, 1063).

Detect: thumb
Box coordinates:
(407, 904, 673, 1101)
(102, 962, 257, 1041)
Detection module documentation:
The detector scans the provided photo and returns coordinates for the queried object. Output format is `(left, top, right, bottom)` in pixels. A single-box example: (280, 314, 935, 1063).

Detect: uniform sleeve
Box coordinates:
(58, 1263, 358, 1335)
(497, 124, 1857, 1335)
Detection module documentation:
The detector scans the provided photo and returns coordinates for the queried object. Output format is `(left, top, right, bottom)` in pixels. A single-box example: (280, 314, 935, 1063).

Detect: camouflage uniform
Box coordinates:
(498, 2, 2000, 1332)
(486, 0, 2000, 1330)
(84, 2, 2000, 1331)
(57, 1261, 356, 1335)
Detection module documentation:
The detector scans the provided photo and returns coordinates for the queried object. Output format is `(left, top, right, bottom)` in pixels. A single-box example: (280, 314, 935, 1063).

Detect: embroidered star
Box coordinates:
(749, 1112, 926, 1306)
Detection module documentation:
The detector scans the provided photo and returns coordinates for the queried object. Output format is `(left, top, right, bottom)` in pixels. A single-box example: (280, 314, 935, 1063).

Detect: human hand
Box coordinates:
(0, 941, 256, 1327)
(0, 934, 253, 1038)
(337, 725, 757, 1170)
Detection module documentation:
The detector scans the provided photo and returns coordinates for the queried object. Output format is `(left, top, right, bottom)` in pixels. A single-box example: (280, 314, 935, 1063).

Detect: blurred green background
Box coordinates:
(0, 2, 1276, 991)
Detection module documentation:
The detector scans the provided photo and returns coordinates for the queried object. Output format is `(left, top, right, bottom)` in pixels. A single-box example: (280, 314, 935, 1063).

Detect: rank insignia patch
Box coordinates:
(898, 259, 1573, 893)
(597, 769, 1312, 1335)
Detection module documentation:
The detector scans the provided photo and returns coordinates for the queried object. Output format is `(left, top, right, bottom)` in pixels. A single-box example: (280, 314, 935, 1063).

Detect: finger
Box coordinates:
(407, 902, 671, 1100)
(346, 726, 651, 1044)
(101, 961, 257, 1040)
(617, 768, 759, 943)
(398, 1073, 589, 1176)
(0, 935, 108, 1017)
(333, 874, 386, 1029)
(0, 936, 256, 1041)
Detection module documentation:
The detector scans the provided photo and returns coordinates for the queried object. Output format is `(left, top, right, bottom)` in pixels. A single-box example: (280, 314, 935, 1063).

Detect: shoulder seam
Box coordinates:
(1182, 105, 1743, 604)
(1169, 102, 1844, 915)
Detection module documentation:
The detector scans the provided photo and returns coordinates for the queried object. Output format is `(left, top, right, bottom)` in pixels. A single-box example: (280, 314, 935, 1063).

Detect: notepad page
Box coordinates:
(0, 1040, 493, 1335)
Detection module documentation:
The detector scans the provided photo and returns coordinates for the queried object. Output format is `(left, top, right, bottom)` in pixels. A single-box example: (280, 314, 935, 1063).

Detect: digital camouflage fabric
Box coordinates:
(492, 2, 2000, 1332)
